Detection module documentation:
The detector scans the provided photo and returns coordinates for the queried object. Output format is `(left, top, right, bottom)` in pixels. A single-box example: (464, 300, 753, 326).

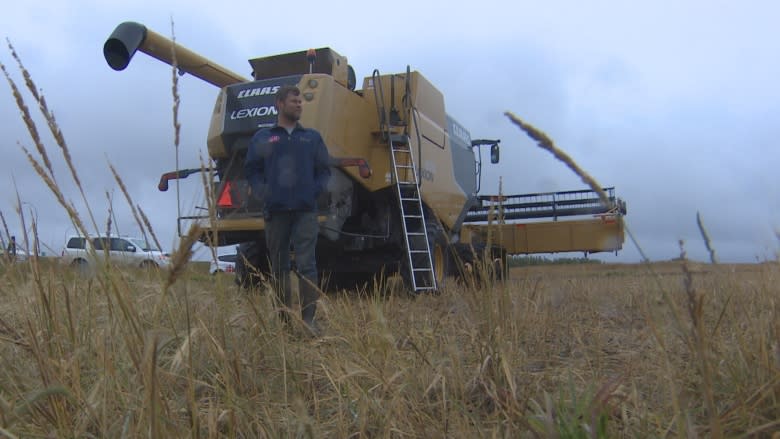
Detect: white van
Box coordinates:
(61, 235, 170, 269)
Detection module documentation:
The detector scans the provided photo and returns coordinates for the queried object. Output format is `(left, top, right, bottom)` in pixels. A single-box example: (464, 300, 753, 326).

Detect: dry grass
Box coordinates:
(1, 42, 778, 438)
(0, 261, 777, 437)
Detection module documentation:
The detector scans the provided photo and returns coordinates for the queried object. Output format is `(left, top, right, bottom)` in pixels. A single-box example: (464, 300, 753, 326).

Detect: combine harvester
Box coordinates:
(102, 22, 627, 292)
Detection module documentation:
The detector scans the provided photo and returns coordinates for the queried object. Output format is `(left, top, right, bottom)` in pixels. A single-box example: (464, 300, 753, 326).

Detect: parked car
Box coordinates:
(61, 235, 170, 270)
(210, 253, 237, 275)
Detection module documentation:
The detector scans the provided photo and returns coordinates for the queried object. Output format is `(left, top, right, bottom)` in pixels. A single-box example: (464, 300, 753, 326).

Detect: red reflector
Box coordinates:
(217, 182, 234, 207)
(338, 158, 372, 179)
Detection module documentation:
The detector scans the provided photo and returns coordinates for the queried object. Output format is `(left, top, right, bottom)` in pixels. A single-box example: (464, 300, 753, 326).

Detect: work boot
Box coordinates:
(303, 318, 323, 338)
(278, 308, 292, 326)
(301, 300, 322, 337)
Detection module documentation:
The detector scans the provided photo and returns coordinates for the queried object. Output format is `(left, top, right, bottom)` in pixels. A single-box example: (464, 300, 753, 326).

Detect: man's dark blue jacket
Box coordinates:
(245, 124, 331, 214)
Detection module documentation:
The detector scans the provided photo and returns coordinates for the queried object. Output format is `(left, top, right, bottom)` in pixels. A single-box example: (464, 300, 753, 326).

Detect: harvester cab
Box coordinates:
(103, 21, 627, 293)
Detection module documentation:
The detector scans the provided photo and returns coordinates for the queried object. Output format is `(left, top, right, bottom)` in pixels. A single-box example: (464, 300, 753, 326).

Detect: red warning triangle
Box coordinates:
(217, 182, 234, 207)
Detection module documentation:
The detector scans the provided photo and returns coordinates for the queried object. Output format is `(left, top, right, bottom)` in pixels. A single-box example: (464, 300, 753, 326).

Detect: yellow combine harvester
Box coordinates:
(103, 22, 627, 292)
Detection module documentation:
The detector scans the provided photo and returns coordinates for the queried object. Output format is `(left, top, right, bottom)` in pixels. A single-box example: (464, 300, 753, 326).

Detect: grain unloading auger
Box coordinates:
(103, 21, 628, 292)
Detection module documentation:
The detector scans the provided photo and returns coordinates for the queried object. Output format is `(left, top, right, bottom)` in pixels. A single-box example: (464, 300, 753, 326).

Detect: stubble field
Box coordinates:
(0, 259, 777, 437)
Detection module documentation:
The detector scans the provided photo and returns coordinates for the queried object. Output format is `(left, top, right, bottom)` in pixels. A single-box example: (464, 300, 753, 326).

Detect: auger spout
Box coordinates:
(103, 21, 248, 88)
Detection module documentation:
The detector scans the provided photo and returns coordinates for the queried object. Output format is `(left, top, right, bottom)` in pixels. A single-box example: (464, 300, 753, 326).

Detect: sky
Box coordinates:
(1, 0, 778, 263)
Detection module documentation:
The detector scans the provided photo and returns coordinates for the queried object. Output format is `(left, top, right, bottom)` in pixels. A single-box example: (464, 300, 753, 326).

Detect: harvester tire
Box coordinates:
(324, 271, 382, 293)
(450, 243, 507, 287)
(235, 241, 269, 290)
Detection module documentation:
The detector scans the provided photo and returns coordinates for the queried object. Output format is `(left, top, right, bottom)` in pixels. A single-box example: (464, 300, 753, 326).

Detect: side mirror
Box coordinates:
(490, 143, 500, 164)
(126, 245, 136, 253)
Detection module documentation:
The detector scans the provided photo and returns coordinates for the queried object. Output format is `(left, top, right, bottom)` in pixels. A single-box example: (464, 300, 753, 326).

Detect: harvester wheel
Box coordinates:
(70, 258, 90, 276)
(324, 271, 380, 293)
(450, 243, 507, 287)
(491, 247, 509, 282)
(140, 260, 159, 270)
(235, 241, 269, 290)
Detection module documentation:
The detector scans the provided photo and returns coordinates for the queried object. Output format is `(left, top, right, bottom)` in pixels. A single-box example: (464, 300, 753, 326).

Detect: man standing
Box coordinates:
(6, 236, 16, 262)
(245, 85, 330, 335)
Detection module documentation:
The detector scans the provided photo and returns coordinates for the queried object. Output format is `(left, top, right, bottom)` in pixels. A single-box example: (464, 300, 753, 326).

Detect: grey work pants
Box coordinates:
(265, 210, 319, 323)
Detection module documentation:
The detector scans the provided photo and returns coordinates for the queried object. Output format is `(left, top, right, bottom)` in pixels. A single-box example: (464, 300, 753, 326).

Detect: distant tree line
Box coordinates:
(507, 255, 603, 267)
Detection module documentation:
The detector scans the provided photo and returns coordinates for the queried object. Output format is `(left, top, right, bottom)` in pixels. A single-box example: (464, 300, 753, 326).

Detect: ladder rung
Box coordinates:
(400, 197, 419, 201)
(410, 250, 429, 253)
(398, 181, 417, 185)
(413, 268, 433, 272)
(392, 148, 410, 153)
(404, 215, 423, 218)
(406, 232, 425, 236)
(395, 165, 414, 169)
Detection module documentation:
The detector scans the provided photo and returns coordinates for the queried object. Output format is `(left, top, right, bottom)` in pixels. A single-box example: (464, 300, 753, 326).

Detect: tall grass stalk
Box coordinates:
(171, 18, 183, 226)
(108, 162, 160, 254)
(6, 40, 100, 236)
(504, 111, 654, 265)
(0, 209, 11, 253)
(502, 112, 779, 437)
(696, 211, 719, 264)
(679, 240, 722, 437)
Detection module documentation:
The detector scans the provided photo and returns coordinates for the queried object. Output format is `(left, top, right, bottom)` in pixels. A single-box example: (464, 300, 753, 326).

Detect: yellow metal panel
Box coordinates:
(300, 74, 393, 192)
(411, 72, 446, 129)
(353, 70, 468, 224)
(464, 217, 625, 254)
(199, 215, 329, 234)
(207, 89, 228, 158)
(203, 218, 265, 232)
(409, 72, 467, 229)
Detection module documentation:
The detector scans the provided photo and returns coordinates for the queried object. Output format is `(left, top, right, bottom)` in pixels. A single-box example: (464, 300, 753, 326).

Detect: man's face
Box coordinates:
(277, 93, 303, 122)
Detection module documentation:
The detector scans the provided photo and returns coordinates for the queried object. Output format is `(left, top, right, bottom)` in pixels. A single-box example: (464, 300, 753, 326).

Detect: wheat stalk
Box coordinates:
(170, 18, 183, 224)
(4, 41, 100, 236)
(105, 190, 114, 238)
(679, 240, 722, 438)
(21, 147, 89, 239)
(9, 40, 70, 185)
(1, 53, 53, 179)
(0, 209, 11, 253)
(107, 161, 156, 250)
(137, 205, 163, 256)
(696, 212, 718, 264)
(504, 111, 612, 208)
(503, 111, 655, 264)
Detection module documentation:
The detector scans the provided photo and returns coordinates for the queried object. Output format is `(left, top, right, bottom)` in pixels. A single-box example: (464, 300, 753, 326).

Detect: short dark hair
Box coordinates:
(275, 85, 300, 104)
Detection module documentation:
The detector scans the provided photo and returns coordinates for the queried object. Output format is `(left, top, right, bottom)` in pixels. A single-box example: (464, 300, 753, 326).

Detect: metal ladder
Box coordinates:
(389, 132, 436, 292)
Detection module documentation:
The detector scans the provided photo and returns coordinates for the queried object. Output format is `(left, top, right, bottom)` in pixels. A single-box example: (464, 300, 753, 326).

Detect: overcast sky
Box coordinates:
(1, 0, 778, 263)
